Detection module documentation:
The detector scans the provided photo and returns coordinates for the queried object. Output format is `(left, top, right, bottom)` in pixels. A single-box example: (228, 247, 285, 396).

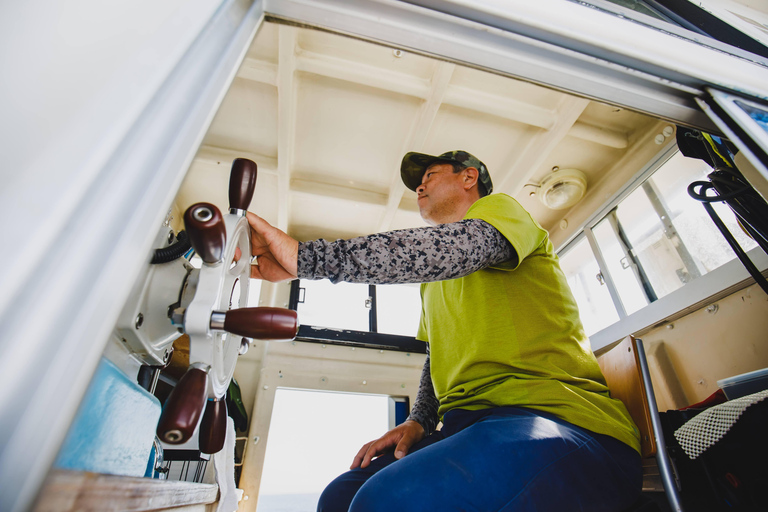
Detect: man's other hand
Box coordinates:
(246, 212, 299, 282)
(350, 420, 426, 469)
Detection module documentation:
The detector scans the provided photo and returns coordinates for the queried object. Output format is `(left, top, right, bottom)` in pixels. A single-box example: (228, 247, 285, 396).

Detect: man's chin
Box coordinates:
(418, 207, 437, 226)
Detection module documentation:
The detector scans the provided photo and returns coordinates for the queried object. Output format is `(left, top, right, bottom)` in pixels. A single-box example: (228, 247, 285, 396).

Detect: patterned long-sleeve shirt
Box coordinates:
(297, 218, 516, 434)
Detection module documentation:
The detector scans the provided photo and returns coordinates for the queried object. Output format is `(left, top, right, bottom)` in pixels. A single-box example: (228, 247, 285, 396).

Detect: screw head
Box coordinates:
(135, 313, 144, 330)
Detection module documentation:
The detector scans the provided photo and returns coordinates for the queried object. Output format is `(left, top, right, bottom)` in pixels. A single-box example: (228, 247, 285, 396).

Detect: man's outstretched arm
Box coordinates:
(298, 218, 516, 284)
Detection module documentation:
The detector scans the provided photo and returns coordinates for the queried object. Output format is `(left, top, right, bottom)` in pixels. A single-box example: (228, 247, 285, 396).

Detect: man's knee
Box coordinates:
(348, 469, 431, 512)
(348, 477, 396, 512)
(317, 470, 370, 512)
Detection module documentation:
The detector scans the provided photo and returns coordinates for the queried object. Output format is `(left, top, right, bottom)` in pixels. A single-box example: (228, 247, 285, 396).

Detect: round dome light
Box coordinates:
(536, 169, 587, 210)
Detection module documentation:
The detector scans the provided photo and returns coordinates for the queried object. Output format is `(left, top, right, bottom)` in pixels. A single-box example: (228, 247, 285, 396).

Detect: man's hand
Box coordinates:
(246, 212, 299, 282)
(350, 420, 425, 469)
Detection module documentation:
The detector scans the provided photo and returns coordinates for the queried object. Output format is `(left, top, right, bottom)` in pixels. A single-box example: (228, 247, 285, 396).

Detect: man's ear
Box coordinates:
(463, 167, 479, 190)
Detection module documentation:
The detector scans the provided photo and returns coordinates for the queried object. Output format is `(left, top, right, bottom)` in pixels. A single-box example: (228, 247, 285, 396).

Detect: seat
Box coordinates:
(597, 336, 684, 512)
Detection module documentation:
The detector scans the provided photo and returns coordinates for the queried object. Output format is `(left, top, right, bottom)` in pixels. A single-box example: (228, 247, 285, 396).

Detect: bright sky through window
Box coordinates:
(257, 389, 389, 510)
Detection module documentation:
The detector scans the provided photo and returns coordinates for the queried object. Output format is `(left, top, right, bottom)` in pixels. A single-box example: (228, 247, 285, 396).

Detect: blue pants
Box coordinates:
(318, 407, 641, 512)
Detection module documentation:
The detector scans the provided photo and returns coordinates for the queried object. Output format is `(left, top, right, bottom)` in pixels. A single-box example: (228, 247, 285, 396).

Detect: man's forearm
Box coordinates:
(406, 351, 439, 435)
(298, 219, 515, 284)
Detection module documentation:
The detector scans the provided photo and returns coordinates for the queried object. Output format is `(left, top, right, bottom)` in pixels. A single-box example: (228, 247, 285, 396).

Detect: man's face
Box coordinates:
(416, 163, 467, 225)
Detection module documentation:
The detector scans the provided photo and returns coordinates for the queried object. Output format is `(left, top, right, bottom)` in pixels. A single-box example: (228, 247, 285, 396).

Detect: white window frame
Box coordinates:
(558, 143, 768, 352)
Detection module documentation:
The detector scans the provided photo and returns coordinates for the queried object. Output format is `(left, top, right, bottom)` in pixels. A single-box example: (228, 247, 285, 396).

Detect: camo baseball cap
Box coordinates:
(401, 150, 493, 196)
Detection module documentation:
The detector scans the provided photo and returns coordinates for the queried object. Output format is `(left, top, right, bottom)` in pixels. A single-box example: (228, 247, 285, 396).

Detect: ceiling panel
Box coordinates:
(176, 21, 663, 251)
(202, 77, 278, 157)
(175, 159, 280, 225)
(293, 73, 421, 193)
(289, 191, 385, 241)
(246, 21, 278, 63)
(579, 102, 649, 134)
(423, 104, 539, 193)
(176, 159, 231, 213)
(450, 65, 562, 110)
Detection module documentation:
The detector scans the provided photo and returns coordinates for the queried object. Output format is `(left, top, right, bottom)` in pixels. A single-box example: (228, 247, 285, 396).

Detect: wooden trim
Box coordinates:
(33, 469, 218, 512)
(596, 336, 656, 458)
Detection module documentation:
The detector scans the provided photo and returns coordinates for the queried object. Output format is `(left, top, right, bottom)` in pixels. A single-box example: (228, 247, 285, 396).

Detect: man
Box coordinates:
(247, 151, 641, 512)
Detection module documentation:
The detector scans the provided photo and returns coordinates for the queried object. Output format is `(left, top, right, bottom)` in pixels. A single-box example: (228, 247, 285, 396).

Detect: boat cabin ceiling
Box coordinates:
(174, 21, 665, 246)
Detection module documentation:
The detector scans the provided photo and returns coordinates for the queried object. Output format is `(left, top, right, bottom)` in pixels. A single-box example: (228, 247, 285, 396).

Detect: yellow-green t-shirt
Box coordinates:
(416, 193, 640, 453)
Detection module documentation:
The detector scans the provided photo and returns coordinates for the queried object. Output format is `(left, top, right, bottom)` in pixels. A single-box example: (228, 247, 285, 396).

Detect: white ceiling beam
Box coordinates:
(195, 144, 278, 174)
(295, 49, 430, 98)
(442, 85, 555, 130)
(569, 121, 628, 149)
(292, 178, 388, 206)
(237, 57, 278, 86)
(497, 96, 591, 196)
(276, 25, 297, 232)
(378, 62, 456, 232)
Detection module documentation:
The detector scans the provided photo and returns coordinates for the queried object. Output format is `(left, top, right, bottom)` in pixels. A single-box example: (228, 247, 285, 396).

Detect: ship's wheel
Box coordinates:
(156, 159, 297, 453)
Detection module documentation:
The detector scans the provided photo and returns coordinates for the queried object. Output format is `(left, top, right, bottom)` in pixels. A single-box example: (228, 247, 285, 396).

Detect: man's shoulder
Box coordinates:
(468, 193, 533, 221)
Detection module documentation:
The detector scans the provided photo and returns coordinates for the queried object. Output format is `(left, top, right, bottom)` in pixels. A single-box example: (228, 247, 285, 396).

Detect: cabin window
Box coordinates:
(256, 388, 398, 511)
(561, 148, 758, 337)
(373, 283, 422, 336)
(296, 280, 372, 332)
(559, 236, 620, 336)
(295, 280, 421, 336)
(290, 279, 425, 352)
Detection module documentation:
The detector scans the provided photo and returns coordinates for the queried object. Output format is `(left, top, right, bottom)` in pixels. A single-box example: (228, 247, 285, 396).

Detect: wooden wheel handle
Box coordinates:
(184, 203, 226, 264)
(156, 365, 209, 444)
(199, 398, 228, 454)
(229, 158, 258, 212)
(222, 307, 298, 340)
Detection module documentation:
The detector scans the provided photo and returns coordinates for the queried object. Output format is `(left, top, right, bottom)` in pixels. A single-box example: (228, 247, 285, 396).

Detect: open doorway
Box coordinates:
(256, 388, 396, 511)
